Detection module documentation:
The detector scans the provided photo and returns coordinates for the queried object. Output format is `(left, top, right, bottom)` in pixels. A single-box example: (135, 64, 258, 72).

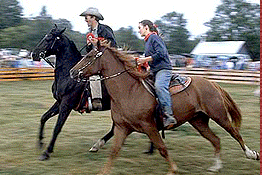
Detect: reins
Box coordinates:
(76, 47, 132, 83)
(79, 43, 88, 53)
(77, 47, 106, 72)
(36, 36, 61, 69)
(79, 68, 130, 83)
(34, 32, 135, 83)
(34, 32, 87, 69)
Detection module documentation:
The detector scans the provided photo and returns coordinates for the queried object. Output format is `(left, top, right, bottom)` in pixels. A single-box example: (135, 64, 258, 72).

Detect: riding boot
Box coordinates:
(163, 111, 177, 130)
(92, 98, 102, 111)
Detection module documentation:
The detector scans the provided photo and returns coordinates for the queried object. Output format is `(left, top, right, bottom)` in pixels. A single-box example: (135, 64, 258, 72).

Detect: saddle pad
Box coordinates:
(142, 75, 192, 96)
(169, 77, 191, 95)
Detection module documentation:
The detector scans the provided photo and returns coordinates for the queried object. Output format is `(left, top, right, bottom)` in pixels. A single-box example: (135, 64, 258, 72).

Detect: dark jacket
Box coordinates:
(144, 33, 172, 74)
(86, 23, 117, 52)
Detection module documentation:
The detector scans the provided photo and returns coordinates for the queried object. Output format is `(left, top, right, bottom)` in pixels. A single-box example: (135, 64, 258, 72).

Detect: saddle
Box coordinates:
(141, 74, 191, 134)
(141, 74, 191, 97)
(74, 84, 92, 114)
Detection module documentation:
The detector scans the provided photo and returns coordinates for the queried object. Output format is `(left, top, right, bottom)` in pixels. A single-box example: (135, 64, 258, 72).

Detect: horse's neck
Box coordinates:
(55, 41, 81, 78)
(103, 60, 156, 113)
(102, 54, 145, 101)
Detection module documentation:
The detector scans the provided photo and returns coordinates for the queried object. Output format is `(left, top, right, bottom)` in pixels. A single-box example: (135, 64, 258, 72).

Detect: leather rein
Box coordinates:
(35, 33, 131, 83)
(76, 47, 131, 83)
(35, 34, 61, 69)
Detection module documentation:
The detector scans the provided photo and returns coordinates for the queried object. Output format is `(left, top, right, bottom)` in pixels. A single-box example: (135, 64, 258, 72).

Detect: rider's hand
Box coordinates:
(86, 40, 91, 46)
(90, 38, 98, 47)
(137, 56, 152, 65)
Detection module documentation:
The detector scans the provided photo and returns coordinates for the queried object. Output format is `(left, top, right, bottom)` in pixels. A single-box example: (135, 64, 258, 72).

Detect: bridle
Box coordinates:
(75, 47, 131, 83)
(35, 33, 88, 69)
(34, 33, 61, 68)
(77, 48, 105, 73)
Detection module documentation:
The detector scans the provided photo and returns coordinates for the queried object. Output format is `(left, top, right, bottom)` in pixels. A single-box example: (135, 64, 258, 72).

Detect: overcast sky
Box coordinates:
(18, 0, 259, 38)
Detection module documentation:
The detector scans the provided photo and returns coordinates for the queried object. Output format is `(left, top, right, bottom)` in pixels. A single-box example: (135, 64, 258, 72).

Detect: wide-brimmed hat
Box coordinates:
(80, 7, 104, 20)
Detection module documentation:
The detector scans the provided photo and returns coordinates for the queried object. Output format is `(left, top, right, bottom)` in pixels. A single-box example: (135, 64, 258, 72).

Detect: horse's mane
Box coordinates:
(104, 45, 149, 80)
(63, 34, 82, 59)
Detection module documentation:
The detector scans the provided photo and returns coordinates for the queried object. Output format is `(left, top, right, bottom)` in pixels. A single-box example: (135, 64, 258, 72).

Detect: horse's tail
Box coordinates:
(212, 82, 242, 129)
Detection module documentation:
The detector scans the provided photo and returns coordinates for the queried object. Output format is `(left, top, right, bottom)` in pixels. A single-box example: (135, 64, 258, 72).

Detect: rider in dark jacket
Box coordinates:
(80, 7, 117, 110)
(80, 7, 117, 53)
(97, 23, 117, 47)
(85, 23, 117, 52)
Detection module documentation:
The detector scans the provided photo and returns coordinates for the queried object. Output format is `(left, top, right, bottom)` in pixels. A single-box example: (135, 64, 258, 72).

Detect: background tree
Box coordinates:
(0, 25, 32, 48)
(155, 12, 192, 54)
(0, 5, 86, 52)
(0, 0, 259, 60)
(0, 0, 23, 30)
(204, 0, 260, 60)
(114, 26, 144, 51)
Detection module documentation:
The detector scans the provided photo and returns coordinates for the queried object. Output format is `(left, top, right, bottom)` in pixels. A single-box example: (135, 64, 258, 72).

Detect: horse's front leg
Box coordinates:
(38, 101, 60, 149)
(98, 126, 130, 175)
(39, 103, 72, 161)
(90, 123, 115, 152)
(144, 125, 178, 174)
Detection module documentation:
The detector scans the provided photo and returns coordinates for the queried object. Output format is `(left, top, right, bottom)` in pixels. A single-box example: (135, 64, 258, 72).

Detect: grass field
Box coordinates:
(0, 80, 260, 175)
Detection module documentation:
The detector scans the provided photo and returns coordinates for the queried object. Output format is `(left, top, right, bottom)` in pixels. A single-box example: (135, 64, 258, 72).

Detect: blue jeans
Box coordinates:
(154, 69, 173, 115)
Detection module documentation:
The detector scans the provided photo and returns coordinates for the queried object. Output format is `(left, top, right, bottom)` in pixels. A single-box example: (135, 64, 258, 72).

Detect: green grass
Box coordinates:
(0, 80, 260, 175)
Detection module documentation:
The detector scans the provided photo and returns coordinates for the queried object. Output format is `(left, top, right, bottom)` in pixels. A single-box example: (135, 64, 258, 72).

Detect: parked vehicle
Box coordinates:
(169, 54, 187, 67)
(248, 61, 260, 71)
(0, 48, 53, 68)
(192, 54, 252, 70)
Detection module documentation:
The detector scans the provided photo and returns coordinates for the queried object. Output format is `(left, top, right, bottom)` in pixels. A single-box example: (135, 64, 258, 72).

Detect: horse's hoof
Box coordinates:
(256, 152, 260, 160)
(89, 139, 105, 152)
(167, 169, 178, 175)
(208, 165, 222, 172)
(39, 151, 50, 161)
(208, 158, 222, 172)
(89, 147, 99, 152)
(143, 150, 154, 155)
(244, 145, 260, 160)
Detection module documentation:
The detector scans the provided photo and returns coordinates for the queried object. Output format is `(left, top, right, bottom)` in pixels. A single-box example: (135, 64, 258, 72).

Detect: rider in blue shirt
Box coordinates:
(137, 20, 177, 129)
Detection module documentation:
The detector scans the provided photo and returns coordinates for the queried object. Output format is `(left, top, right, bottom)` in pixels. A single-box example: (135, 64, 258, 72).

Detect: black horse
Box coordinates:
(32, 25, 113, 160)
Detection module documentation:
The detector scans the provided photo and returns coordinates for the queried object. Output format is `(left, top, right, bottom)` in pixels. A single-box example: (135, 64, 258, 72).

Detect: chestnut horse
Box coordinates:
(70, 45, 259, 174)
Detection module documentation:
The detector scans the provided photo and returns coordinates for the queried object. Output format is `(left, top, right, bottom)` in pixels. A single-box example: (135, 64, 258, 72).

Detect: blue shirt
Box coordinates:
(144, 34, 172, 74)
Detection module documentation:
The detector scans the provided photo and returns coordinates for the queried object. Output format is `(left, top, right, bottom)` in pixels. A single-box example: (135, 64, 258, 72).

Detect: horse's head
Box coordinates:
(70, 45, 149, 82)
(70, 47, 105, 80)
(31, 24, 66, 61)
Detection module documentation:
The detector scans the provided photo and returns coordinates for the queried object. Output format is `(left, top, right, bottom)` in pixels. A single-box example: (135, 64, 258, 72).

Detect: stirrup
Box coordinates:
(163, 115, 177, 129)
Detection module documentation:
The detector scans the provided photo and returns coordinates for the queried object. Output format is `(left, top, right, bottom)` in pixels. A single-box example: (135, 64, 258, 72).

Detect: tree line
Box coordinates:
(0, 0, 260, 60)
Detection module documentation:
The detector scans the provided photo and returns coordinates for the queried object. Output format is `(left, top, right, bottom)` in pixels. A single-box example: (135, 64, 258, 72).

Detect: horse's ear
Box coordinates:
(60, 27, 66, 34)
(54, 24, 58, 28)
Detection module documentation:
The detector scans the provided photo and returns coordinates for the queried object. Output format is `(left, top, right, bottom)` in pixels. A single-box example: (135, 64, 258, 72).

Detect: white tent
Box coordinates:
(191, 41, 248, 56)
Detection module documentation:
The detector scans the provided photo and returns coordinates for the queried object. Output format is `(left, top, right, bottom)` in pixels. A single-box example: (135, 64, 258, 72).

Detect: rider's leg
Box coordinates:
(89, 75, 103, 110)
(154, 69, 177, 129)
